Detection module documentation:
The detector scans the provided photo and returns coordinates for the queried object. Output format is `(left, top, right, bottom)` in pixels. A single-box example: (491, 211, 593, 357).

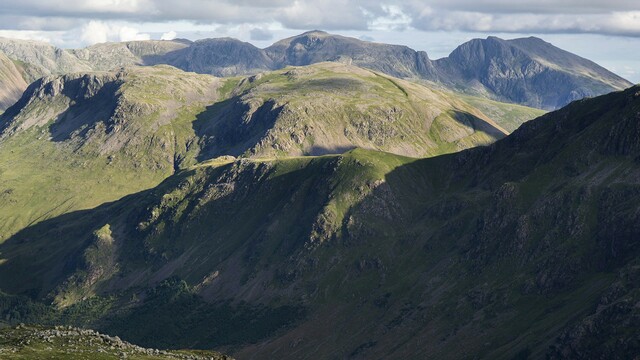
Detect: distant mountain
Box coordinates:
(0, 38, 90, 81)
(0, 32, 631, 110)
(435, 36, 633, 109)
(265, 31, 438, 79)
(1, 85, 638, 358)
(0, 52, 27, 112)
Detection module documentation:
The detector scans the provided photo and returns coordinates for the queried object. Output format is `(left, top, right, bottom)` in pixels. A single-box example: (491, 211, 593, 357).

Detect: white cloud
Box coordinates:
(80, 20, 110, 44)
(78, 20, 150, 45)
(0, 1, 640, 37)
(160, 30, 177, 40)
(119, 25, 150, 41)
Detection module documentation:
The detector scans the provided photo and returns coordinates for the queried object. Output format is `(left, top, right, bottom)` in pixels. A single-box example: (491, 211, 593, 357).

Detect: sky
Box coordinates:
(0, 0, 638, 82)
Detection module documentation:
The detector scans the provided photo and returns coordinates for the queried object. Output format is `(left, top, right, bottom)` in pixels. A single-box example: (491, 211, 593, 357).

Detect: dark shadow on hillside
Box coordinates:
(47, 77, 121, 142)
(192, 96, 284, 161)
(450, 110, 507, 139)
(306, 144, 356, 156)
(0, 159, 330, 349)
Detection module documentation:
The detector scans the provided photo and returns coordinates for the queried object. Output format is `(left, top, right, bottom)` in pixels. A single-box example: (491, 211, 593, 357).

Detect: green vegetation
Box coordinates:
(0, 62, 540, 242)
(459, 93, 547, 132)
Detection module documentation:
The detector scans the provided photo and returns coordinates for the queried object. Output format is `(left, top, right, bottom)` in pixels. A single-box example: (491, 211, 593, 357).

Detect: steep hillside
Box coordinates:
(0, 52, 28, 112)
(0, 86, 638, 359)
(165, 38, 275, 77)
(0, 65, 221, 240)
(71, 39, 191, 72)
(435, 36, 632, 109)
(0, 62, 543, 241)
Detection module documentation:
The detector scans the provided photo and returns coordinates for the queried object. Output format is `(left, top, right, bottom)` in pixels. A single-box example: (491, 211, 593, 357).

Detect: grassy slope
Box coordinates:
(459, 93, 547, 132)
(0, 53, 28, 112)
(0, 63, 541, 242)
(0, 66, 221, 241)
(194, 62, 511, 159)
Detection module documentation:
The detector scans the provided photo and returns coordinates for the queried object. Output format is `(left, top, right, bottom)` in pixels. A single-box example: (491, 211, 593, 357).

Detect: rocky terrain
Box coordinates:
(0, 324, 231, 359)
(0, 86, 638, 358)
(0, 31, 631, 110)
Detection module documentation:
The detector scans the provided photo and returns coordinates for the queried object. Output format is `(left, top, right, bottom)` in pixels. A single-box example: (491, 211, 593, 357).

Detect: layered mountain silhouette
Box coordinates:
(0, 31, 632, 111)
(0, 80, 638, 358)
(0, 29, 638, 360)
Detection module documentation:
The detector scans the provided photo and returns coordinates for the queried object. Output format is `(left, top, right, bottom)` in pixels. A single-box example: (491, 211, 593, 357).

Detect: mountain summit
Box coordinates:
(435, 36, 632, 109)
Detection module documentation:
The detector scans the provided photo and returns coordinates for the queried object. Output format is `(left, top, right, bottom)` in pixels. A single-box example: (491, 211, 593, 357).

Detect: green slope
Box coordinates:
(0, 52, 28, 112)
(0, 86, 638, 359)
(195, 62, 510, 159)
(0, 62, 542, 241)
(0, 65, 222, 241)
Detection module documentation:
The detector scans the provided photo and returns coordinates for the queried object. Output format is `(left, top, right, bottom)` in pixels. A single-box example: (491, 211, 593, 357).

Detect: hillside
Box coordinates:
(194, 62, 512, 159)
(0, 65, 222, 241)
(0, 32, 630, 110)
(0, 52, 28, 113)
(0, 86, 638, 359)
(0, 62, 544, 241)
(265, 31, 437, 79)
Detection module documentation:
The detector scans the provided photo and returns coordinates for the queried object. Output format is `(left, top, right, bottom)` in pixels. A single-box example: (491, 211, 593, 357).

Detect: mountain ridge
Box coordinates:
(0, 31, 631, 110)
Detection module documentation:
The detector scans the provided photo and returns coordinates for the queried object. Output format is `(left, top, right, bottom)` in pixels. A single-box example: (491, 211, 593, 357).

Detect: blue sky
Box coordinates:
(0, 0, 638, 82)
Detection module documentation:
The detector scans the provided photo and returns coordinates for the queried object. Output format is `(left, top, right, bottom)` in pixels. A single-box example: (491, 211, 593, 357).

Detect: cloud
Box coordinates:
(80, 20, 110, 44)
(119, 26, 151, 41)
(0, 0, 639, 40)
(79, 20, 150, 45)
(160, 30, 177, 40)
(249, 27, 273, 41)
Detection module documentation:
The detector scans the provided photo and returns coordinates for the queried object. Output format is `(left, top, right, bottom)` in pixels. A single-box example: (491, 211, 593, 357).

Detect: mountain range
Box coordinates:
(0, 83, 638, 359)
(0, 31, 632, 113)
(0, 29, 638, 360)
